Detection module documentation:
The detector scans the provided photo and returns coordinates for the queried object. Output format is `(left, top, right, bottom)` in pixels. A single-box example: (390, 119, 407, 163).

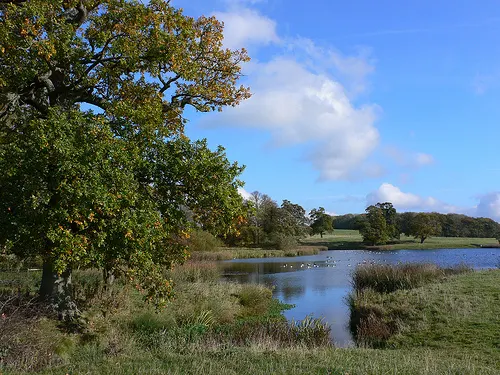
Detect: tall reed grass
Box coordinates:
(348, 263, 472, 347)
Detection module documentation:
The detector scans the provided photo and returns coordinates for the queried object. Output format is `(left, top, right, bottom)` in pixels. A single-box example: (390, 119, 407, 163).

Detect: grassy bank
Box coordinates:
(348, 264, 500, 370)
(301, 229, 499, 250)
(190, 245, 326, 261)
(2, 263, 500, 374)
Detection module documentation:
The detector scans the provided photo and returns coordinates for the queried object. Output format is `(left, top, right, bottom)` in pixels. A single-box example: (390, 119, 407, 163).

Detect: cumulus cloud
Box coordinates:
(212, 8, 279, 49)
(203, 43, 380, 180)
(367, 184, 500, 222)
(290, 38, 375, 97)
(475, 192, 500, 221)
(367, 183, 458, 212)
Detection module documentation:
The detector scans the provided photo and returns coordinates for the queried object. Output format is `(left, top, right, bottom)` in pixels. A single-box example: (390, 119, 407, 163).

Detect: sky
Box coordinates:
(173, 0, 500, 222)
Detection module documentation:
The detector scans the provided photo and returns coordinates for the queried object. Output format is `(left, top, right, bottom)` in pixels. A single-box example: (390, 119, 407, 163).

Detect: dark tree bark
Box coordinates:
(39, 258, 80, 321)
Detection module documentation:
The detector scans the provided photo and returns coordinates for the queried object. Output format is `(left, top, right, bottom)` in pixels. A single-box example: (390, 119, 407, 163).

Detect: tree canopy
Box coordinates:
(359, 205, 389, 246)
(409, 213, 442, 243)
(0, 0, 250, 309)
(309, 207, 334, 238)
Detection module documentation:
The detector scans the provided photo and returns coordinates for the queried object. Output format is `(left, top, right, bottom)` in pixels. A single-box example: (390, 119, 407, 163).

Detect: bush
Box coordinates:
(272, 233, 297, 251)
(187, 229, 223, 252)
(237, 284, 273, 317)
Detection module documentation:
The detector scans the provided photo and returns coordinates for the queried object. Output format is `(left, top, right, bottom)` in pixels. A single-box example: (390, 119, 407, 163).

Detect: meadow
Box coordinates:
(301, 229, 499, 250)
(1, 259, 499, 374)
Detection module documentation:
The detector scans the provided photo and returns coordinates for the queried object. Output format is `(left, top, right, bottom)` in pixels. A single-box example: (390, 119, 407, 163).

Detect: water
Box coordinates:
(220, 248, 500, 347)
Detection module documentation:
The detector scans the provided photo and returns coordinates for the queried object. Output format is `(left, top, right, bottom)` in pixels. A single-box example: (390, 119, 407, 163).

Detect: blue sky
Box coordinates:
(173, 0, 500, 221)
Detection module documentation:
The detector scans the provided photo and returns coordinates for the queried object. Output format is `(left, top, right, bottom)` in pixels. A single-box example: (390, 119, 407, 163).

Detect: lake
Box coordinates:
(220, 248, 500, 347)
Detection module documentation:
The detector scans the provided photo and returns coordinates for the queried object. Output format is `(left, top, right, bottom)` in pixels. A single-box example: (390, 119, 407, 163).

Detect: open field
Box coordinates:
(301, 229, 499, 250)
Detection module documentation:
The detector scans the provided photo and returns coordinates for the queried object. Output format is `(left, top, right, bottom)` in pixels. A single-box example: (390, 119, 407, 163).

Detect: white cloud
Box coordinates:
(367, 184, 500, 222)
(475, 192, 500, 221)
(290, 38, 375, 97)
(367, 183, 458, 212)
(203, 49, 380, 180)
(237, 187, 253, 201)
(212, 8, 279, 49)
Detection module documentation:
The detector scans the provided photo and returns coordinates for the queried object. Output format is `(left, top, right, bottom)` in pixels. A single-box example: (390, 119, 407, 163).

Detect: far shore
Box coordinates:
(190, 229, 499, 261)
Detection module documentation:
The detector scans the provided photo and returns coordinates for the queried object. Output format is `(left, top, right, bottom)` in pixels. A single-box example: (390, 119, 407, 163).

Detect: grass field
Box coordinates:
(301, 229, 499, 250)
(2, 263, 499, 374)
(348, 268, 500, 372)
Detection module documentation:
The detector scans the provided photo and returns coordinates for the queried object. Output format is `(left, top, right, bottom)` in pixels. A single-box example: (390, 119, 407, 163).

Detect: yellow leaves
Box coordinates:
(125, 230, 134, 240)
(180, 230, 190, 239)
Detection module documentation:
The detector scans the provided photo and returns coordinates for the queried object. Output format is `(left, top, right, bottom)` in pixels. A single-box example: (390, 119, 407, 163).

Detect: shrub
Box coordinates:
(271, 233, 297, 251)
(187, 229, 223, 252)
(237, 284, 273, 317)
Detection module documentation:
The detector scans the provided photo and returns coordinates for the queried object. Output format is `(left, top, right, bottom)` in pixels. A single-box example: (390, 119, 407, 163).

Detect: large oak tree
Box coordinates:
(0, 0, 250, 312)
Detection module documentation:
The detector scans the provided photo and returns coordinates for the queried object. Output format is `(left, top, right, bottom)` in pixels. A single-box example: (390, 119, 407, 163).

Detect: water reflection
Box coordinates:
(220, 248, 500, 347)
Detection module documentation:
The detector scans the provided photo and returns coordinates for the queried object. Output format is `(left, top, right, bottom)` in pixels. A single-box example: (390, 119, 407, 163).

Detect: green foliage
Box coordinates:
(374, 202, 399, 239)
(239, 192, 309, 247)
(270, 233, 298, 251)
(397, 212, 500, 239)
(410, 213, 442, 243)
(359, 205, 390, 245)
(187, 230, 224, 253)
(0, 0, 250, 305)
(309, 207, 334, 238)
(189, 246, 323, 261)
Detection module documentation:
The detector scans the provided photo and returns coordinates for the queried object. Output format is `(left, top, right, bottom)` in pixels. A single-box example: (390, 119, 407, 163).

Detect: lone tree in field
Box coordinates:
(0, 0, 250, 313)
(410, 213, 442, 244)
(309, 207, 334, 238)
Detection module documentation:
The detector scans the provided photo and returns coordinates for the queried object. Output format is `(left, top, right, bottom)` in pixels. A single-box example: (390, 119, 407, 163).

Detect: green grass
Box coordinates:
(301, 229, 499, 250)
(18, 346, 495, 375)
(2, 266, 500, 374)
(348, 267, 500, 371)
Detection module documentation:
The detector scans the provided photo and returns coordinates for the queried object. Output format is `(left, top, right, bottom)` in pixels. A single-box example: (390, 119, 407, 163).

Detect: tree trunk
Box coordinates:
(320, 232, 323, 238)
(103, 267, 115, 291)
(39, 259, 57, 300)
(420, 236, 426, 244)
(39, 258, 79, 321)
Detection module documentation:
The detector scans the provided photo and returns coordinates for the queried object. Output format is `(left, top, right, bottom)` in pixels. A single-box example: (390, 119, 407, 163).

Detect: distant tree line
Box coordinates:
(335, 204, 500, 245)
